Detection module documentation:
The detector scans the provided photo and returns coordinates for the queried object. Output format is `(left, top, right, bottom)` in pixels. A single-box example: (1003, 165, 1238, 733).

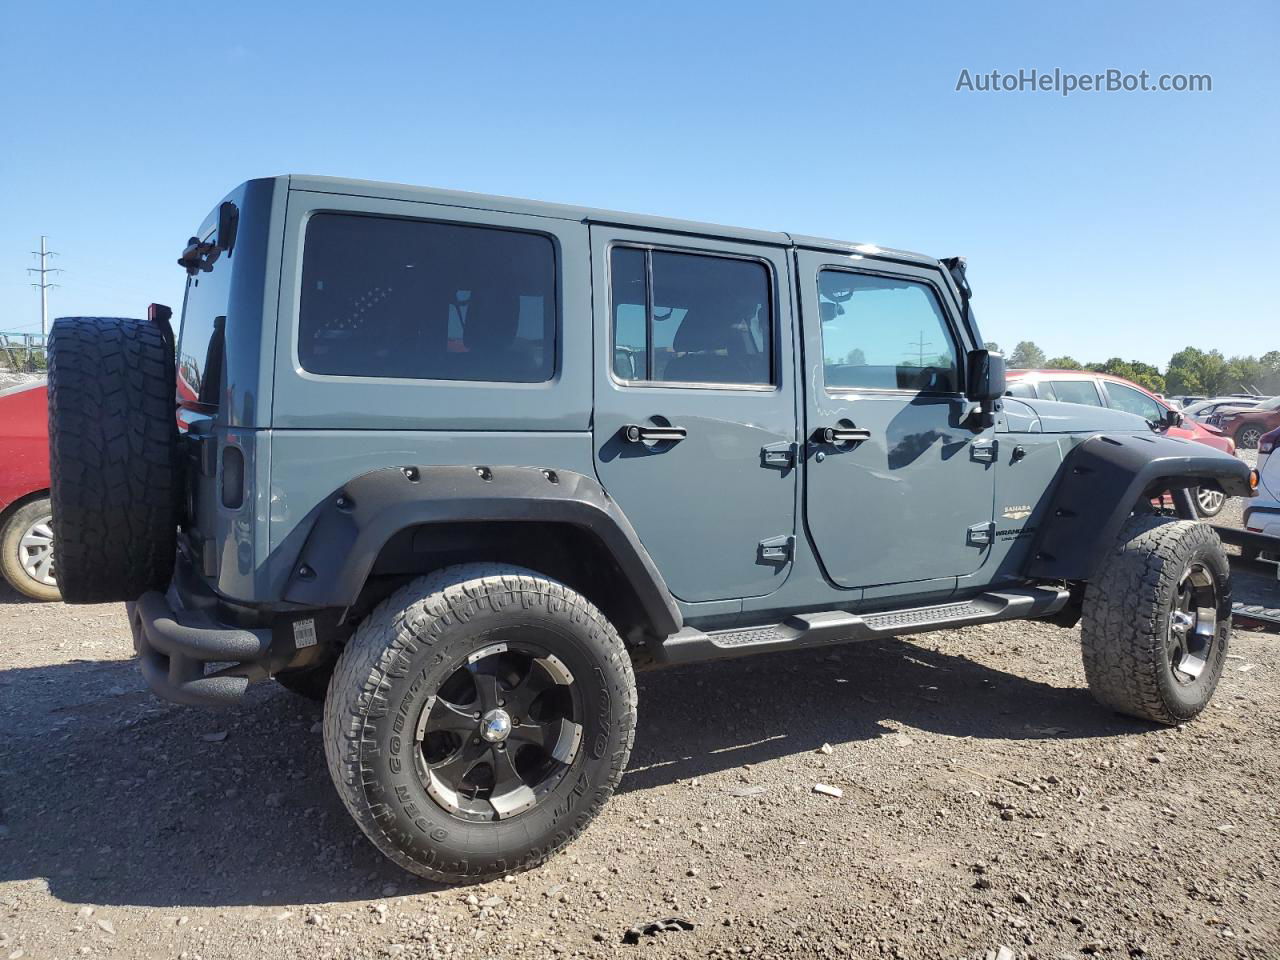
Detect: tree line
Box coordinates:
(986, 341, 1280, 397)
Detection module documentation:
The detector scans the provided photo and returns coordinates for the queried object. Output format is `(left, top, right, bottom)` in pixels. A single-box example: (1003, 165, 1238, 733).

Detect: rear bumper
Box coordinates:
(127, 586, 283, 707)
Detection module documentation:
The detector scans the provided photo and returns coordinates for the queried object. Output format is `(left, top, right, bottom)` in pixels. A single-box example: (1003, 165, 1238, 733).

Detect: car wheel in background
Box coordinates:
(1235, 425, 1263, 449)
(1193, 484, 1226, 518)
(0, 496, 62, 601)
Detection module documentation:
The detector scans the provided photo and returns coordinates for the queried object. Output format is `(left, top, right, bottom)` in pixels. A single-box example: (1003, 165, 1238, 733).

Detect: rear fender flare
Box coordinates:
(1025, 433, 1253, 581)
(280, 465, 682, 637)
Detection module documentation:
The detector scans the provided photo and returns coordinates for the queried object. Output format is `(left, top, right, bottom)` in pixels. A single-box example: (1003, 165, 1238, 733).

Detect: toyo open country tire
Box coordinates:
(47, 317, 179, 604)
(324, 563, 637, 883)
(1080, 516, 1231, 725)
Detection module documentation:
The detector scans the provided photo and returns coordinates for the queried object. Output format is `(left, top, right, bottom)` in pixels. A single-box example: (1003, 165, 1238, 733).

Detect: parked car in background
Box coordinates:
(1007, 369, 1237, 516)
(1183, 396, 1263, 421)
(0, 379, 57, 600)
(1207, 395, 1280, 449)
(1167, 395, 1206, 409)
(1242, 426, 1279, 564)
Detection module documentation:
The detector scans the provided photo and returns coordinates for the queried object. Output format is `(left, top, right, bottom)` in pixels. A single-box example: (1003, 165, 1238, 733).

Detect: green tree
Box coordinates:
(1008, 340, 1046, 368)
(1260, 351, 1280, 394)
(984, 341, 1002, 354)
(1165, 347, 1227, 396)
(1224, 355, 1266, 394)
(1087, 357, 1166, 394)
(1045, 355, 1083, 370)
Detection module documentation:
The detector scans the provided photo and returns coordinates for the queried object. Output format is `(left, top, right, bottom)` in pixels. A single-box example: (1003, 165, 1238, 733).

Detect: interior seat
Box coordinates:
(661, 309, 767, 385)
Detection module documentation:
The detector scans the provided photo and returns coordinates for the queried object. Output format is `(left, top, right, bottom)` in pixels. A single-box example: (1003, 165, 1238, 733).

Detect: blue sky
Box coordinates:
(1, 1, 1276, 367)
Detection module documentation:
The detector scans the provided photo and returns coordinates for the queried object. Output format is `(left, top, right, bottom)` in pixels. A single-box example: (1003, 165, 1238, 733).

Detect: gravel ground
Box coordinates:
(2, 496, 1277, 959)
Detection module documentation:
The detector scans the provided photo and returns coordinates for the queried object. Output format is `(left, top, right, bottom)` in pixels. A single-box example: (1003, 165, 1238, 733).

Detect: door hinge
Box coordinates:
(970, 438, 998, 463)
(967, 522, 994, 547)
(758, 535, 794, 564)
(760, 441, 795, 468)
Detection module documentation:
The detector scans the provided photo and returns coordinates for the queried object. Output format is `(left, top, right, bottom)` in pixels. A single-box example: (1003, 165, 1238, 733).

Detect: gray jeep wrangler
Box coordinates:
(46, 176, 1256, 883)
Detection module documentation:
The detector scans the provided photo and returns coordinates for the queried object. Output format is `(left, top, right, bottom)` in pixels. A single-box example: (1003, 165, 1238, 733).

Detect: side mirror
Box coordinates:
(966, 349, 1006, 402)
(1161, 406, 1184, 428)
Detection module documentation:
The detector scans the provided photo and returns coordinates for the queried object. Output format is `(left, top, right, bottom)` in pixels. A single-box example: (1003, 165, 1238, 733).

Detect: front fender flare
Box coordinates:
(1025, 433, 1254, 581)
(280, 465, 682, 637)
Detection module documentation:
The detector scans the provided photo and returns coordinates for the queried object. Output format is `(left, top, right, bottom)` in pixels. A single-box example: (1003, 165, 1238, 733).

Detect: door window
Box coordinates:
(817, 271, 959, 393)
(1106, 382, 1162, 420)
(610, 247, 773, 386)
(1048, 380, 1104, 406)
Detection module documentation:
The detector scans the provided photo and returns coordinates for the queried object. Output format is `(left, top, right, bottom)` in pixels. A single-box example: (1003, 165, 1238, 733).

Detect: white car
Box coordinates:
(1184, 396, 1262, 420)
(1243, 426, 1279, 566)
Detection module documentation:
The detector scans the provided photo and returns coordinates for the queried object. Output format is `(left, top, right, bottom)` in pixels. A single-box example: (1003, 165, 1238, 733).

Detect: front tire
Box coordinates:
(1081, 516, 1231, 724)
(323, 564, 636, 883)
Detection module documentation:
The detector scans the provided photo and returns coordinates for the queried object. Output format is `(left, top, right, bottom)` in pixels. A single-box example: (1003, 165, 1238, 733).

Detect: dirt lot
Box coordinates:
(2, 537, 1278, 959)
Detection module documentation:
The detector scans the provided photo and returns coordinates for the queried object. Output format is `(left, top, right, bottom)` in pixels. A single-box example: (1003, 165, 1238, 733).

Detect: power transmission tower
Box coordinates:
(27, 236, 62, 340)
(909, 329, 933, 367)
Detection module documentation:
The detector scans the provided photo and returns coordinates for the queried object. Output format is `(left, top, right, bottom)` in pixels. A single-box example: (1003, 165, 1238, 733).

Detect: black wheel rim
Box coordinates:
(414, 639, 582, 822)
(1167, 562, 1218, 685)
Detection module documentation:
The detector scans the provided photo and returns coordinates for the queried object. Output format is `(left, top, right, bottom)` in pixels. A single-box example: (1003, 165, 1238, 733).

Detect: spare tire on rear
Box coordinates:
(47, 317, 180, 604)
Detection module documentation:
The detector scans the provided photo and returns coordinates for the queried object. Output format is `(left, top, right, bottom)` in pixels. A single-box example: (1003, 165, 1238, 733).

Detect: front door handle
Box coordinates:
(622, 423, 687, 444)
(812, 426, 872, 445)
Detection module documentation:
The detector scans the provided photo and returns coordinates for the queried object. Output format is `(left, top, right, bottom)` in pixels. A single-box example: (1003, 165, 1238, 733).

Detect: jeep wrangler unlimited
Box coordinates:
(46, 176, 1257, 883)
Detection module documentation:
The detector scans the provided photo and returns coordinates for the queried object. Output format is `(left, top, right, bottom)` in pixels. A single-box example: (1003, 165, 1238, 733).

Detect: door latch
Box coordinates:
(758, 535, 794, 564)
(760, 441, 795, 468)
(970, 438, 998, 463)
(966, 522, 994, 547)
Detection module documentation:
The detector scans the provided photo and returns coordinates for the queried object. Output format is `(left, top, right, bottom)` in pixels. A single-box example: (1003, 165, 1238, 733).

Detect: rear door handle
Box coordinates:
(621, 423, 687, 444)
(812, 426, 872, 445)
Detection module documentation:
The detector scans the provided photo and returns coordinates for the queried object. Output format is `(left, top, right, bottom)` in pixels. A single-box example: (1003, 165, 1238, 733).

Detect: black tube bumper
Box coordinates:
(127, 588, 278, 707)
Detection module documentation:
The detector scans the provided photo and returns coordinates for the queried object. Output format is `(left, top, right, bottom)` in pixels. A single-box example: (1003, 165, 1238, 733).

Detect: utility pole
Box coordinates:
(27, 236, 62, 340)
(909, 329, 933, 367)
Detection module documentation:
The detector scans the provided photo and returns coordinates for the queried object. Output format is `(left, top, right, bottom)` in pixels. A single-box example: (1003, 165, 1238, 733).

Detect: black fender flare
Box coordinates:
(280, 465, 682, 637)
(1024, 433, 1254, 581)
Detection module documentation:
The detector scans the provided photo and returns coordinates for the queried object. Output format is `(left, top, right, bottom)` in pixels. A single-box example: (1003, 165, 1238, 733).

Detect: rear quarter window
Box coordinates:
(298, 213, 557, 383)
(177, 245, 231, 409)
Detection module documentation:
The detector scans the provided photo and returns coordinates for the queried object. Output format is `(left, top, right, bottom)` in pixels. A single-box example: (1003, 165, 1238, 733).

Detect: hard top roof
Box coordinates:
(284, 175, 942, 268)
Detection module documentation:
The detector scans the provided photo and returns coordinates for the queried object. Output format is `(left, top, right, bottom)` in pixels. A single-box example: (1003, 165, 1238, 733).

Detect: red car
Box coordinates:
(1205, 395, 1280, 450)
(0, 379, 57, 600)
(1006, 368, 1237, 517)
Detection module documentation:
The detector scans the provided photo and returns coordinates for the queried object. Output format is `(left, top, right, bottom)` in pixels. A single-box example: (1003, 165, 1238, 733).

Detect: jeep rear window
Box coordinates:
(177, 232, 232, 410)
(298, 213, 556, 383)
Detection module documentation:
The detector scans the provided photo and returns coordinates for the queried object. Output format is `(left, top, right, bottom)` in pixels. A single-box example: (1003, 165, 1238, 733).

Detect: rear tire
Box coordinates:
(1081, 516, 1231, 724)
(323, 563, 636, 883)
(47, 317, 179, 603)
(0, 497, 61, 601)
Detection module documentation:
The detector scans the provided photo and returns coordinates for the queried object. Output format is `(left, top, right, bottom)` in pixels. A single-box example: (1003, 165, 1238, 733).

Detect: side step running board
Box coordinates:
(1233, 601, 1280, 629)
(655, 587, 1071, 666)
